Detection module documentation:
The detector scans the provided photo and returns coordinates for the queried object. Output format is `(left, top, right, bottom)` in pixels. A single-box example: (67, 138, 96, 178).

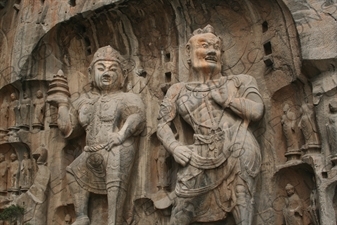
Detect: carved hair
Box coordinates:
(191, 24, 216, 36)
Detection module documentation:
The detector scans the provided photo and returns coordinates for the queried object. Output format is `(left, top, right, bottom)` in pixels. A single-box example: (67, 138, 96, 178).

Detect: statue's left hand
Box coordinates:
(211, 86, 230, 107)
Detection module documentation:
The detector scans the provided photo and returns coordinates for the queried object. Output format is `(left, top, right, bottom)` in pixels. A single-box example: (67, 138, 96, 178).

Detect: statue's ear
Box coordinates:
(88, 67, 92, 81)
(186, 44, 191, 64)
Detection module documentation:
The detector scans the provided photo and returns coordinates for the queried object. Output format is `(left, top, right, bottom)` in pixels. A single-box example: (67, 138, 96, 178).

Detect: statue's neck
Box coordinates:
(190, 70, 221, 83)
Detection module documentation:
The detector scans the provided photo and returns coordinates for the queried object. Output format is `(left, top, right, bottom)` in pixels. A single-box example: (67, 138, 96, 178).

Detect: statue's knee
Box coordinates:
(66, 172, 76, 185)
(235, 184, 246, 195)
(235, 184, 247, 205)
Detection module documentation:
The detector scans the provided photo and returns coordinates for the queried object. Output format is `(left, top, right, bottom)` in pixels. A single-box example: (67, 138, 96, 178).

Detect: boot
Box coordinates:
(67, 173, 90, 225)
(232, 184, 252, 225)
(107, 186, 127, 225)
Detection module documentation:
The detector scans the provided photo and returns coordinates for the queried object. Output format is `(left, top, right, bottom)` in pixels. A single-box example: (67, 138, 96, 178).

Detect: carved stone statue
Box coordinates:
(327, 100, 337, 164)
(19, 93, 31, 130)
(0, 100, 9, 129)
(282, 184, 304, 225)
(8, 153, 19, 191)
(281, 104, 300, 158)
(32, 90, 45, 130)
(8, 93, 19, 128)
(156, 144, 170, 190)
(47, 46, 146, 225)
(0, 153, 8, 192)
(64, 214, 72, 225)
(20, 152, 32, 189)
(298, 102, 320, 150)
(308, 189, 320, 225)
(157, 25, 264, 225)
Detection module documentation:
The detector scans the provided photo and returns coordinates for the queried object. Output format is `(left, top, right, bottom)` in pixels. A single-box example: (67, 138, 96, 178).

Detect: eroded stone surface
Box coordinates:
(0, 0, 336, 224)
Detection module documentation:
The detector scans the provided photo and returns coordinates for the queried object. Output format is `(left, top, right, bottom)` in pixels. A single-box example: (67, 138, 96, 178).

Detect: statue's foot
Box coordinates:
(72, 215, 90, 225)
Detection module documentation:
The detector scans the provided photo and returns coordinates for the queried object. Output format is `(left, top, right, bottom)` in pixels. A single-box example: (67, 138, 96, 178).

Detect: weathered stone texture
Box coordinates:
(0, 0, 336, 224)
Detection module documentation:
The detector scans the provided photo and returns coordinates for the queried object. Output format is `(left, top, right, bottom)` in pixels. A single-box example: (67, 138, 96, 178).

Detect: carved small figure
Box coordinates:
(47, 46, 145, 225)
(157, 25, 264, 225)
(281, 104, 301, 158)
(19, 93, 31, 130)
(327, 101, 337, 164)
(0, 100, 9, 129)
(307, 189, 320, 225)
(32, 90, 46, 130)
(64, 214, 72, 225)
(20, 152, 32, 189)
(8, 93, 19, 128)
(283, 184, 304, 225)
(0, 153, 8, 192)
(298, 102, 321, 150)
(8, 153, 19, 191)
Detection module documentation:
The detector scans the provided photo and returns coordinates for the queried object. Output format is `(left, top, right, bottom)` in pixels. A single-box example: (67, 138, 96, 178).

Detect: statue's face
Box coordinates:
(188, 33, 221, 76)
(286, 187, 294, 196)
(10, 93, 16, 101)
(92, 60, 123, 91)
(10, 154, 16, 161)
(36, 90, 43, 98)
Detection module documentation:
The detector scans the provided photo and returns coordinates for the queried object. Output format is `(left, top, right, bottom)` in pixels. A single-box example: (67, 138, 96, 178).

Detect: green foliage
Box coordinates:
(0, 204, 24, 221)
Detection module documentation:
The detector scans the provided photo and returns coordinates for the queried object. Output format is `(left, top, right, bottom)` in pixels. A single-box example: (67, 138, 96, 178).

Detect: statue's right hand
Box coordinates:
(46, 93, 69, 106)
(57, 105, 71, 133)
(172, 146, 192, 166)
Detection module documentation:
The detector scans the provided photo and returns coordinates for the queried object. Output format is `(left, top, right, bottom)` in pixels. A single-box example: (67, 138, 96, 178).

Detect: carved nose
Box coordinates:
(207, 50, 216, 55)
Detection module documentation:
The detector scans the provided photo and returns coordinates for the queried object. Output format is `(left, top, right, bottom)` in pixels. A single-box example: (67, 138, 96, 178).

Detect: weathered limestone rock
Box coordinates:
(0, 0, 336, 224)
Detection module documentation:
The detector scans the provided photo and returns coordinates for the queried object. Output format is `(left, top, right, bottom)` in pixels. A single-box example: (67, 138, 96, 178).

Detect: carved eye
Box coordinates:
(214, 44, 220, 50)
(97, 67, 104, 72)
(315, 92, 323, 97)
(202, 43, 209, 48)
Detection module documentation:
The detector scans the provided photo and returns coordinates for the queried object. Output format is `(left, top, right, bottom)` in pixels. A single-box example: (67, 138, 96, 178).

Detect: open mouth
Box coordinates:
(205, 56, 217, 63)
(102, 74, 111, 82)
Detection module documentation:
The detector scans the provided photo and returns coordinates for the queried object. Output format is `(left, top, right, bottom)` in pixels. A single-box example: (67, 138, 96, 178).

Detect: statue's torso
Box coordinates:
(176, 80, 238, 136)
(78, 92, 123, 146)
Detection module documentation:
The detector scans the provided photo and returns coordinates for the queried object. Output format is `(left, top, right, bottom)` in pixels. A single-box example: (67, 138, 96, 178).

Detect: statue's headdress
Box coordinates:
(285, 183, 294, 190)
(190, 24, 216, 37)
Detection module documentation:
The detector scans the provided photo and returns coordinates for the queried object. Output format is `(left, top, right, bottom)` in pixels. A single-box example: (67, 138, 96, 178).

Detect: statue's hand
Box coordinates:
(58, 106, 71, 132)
(107, 133, 123, 149)
(172, 146, 192, 166)
(46, 93, 69, 107)
(210, 87, 230, 108)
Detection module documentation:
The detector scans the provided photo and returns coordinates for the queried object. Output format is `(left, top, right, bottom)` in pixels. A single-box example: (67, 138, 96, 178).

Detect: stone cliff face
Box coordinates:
(0, 0, 336, 224)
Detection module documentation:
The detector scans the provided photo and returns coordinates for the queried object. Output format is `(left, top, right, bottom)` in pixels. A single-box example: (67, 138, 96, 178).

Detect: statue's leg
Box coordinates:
(232, 184, 252, 225)
(169, 199, 194, 225)
(107, 185, 126, 225)
(67, 172, 90, 225)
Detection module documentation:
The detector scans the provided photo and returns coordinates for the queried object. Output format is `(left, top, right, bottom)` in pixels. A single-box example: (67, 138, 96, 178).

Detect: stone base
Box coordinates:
(32, 124, 44, 131)
(285, 151, 302, 161)
(331, 156, 337, 166)
(302, 145, 321, 155)
(19, 125, 29, 131)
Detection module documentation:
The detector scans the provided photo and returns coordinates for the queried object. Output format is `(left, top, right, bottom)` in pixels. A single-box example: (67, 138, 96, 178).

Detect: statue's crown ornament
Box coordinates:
(47, 69, 70, 97)
(89, 45, 124, 68)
